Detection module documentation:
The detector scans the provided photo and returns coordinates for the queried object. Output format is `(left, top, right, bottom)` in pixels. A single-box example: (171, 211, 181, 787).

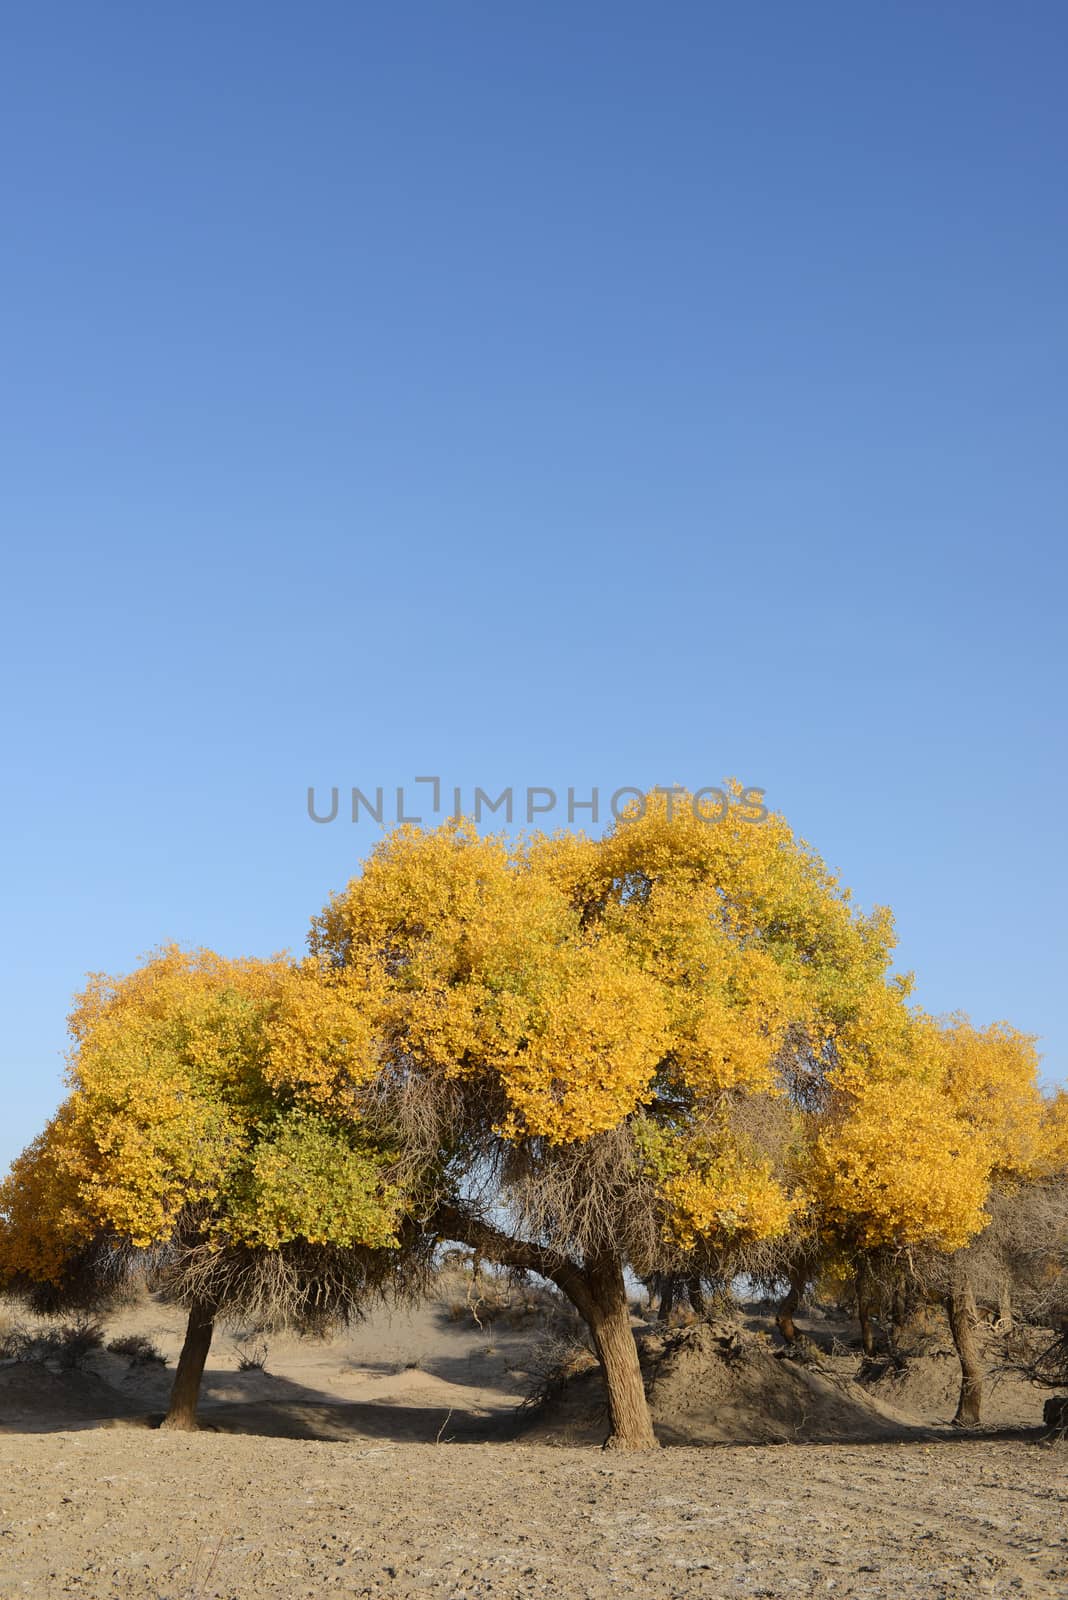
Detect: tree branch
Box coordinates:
(427, 1201, 594, 1320)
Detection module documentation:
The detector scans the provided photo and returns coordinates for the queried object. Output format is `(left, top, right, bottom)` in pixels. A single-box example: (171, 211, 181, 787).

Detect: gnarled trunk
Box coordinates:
(947, 1267, 982, 1426)
(431, 1204, 659, 1451)
(776, 1263, 808, 1345)
(160, 1299, 216, 1431)
(582, 1252, 658, 1450)
(686, 1277, 706, 1318)
(856, 1261, 876, 1358)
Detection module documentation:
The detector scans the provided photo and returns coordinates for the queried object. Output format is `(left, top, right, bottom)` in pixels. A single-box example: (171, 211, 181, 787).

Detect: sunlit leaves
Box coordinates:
(812, 1077, 993, 1251)
(3, 791, 1056, 1295)
(312, 790, 908, 1251)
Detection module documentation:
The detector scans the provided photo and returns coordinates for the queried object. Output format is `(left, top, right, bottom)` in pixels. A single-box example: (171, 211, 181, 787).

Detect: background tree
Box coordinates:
(976, 1093, 1068, 1417)
(810, 1012, 1056, 1422)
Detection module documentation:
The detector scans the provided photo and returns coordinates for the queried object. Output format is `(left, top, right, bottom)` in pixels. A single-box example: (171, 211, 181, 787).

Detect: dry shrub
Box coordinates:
(0, 1314, 105, 1369)
(56, 1316, 106, 1367)
(1021, 1328, 1068, 1393)
(148, 1215, 435, 1337)
(521, 1327, 599, 1413)
(0, 1315, 30, 1361)
(106, 1332, 168, 1367)
(7, 1204, 437, 1344)
(434, 1248, 576, 1332)
(232, 1339, 269, 1372)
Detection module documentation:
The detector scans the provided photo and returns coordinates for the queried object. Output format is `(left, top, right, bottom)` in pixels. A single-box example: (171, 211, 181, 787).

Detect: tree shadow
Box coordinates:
(4, 1348, 1048, 1448)
(0, 1356, 526, 1443)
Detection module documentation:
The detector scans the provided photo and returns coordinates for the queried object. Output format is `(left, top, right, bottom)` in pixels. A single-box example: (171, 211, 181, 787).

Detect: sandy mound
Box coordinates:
(523, 1322, 933, 1446)
(0, 1359, 146, 1431)
(856, 1347, 963, 1418)
(856, 1335, 1050, 1429)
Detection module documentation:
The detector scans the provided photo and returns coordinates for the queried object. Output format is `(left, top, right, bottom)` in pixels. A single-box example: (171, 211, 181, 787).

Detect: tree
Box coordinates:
(955, 1092, 1068, 1419)
(810, 1012, 1055, 1422)
(0, 948, 413, 1428)
(4, 798, 1052, 1448)
(300, 790, 909, 1448)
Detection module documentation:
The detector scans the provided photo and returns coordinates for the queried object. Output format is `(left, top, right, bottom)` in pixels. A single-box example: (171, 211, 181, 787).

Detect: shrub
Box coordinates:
(0, 1317, 31, 1361)
(233, 1339, 268, 1371)
(107, 1332, 168, 1367)
(50, 1317, 106, 1368)
(2, 1316, 106, 1369)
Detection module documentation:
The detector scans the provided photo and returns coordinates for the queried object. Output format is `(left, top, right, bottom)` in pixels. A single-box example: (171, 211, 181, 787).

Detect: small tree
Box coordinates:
(811, 1013, 1055, 1423)
(0, 948, 417, 1428)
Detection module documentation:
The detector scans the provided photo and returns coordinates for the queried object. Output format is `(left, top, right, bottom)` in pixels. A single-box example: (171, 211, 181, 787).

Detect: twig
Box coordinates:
(435, 1408, 454, 1443)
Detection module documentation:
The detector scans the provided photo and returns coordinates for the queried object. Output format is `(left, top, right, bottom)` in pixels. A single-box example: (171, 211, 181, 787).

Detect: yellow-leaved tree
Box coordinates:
(0, 947, 409, 1428)
(5, 793, 1050, 1444)
(809, 1007, 1053, 1421)
(300, 789, 911, 1448)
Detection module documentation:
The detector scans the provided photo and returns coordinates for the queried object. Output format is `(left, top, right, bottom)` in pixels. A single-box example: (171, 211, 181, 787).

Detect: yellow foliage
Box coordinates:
(812, 1077, 993, 1251)
(938, 1016, 1050, 1179)
(662, 1161, 797, 1252)
(4, 791, 1054, 1291)
(0, 946, 402, 1282)
(0, 1107, 97, 1282)
(1044, 1090, 1068, 1170)
(491, 941, 669, 1141)
(305, 792, 940, 1254)
(224, 1111, 400, 1250)
(635, 1116, 798, 1250)
(263, 960, 383, 1109)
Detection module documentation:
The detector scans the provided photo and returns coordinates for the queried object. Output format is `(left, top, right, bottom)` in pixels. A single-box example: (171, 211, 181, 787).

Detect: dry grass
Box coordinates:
(232, 1339, 269, 1372)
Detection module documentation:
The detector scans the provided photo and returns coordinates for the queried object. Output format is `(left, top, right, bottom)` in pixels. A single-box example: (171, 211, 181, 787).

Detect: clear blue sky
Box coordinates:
(2, 2, 1065, 1171)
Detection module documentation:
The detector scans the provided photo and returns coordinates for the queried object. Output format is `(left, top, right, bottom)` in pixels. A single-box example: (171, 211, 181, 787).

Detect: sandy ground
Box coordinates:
(1, 1295, 1064, 1599)
(1, 1433, 1064, 1599)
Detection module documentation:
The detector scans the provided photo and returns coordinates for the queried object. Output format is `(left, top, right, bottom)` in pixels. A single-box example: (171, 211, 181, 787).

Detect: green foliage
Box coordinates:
(224, 1111, 400, 1251)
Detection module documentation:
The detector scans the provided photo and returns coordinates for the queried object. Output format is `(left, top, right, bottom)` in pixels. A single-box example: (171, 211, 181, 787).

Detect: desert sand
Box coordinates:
(0, 1292, 1064, 1599)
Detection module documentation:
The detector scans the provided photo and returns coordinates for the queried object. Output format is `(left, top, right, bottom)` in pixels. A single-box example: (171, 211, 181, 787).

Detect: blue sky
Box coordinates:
(2, 2, 1066, 1170)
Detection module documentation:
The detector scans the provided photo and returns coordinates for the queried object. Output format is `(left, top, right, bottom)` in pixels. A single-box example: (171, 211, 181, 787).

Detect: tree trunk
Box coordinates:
(947, 1268, 983, 1426)
(776, 1264, 807, 1345)
(583, 1252, 659, 1450)
(687, 1277, 706, 1317)
(428, 1203, 659, 1451)
(856, 1261, 876, 1358)
(160, 1299, 216, 1431)
(996, 1275, 1013, 1332)
(658, 1275, 676, 1322)
(890, 1277, 907, 1348)
(890, 1273, 928, 1353)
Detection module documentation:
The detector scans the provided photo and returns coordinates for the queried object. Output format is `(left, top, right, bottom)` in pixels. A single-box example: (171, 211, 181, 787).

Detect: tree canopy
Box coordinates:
(1, 791, 1061, 1445)
(0, 947, 411, 1426)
